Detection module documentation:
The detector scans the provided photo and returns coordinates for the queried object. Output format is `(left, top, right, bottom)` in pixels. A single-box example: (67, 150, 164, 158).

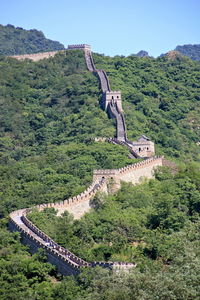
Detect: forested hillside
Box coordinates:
(0, 24, 65, 55)
(0, 49, 200, 299)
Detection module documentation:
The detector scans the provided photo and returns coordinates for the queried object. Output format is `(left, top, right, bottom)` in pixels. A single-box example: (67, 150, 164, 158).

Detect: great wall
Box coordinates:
(9, 45, 164, 275)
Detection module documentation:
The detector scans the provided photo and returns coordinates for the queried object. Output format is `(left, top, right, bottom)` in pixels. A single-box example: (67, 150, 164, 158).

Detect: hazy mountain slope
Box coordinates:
(175, 44, 200, 61)
(0, 24, 65, 55)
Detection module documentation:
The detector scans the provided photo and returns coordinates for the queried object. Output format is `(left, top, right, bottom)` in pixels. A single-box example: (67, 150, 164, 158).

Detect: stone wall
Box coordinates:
(10, 50, 64, 61)
(119, 156, 163, 184)
(93, 156, 163, 191)
(95, 70, 110, 94)
(10, 45, 90, 62)
(9, 220, 81, 275)
(9, 156, 162, 275)
(9, 44, 163, 276)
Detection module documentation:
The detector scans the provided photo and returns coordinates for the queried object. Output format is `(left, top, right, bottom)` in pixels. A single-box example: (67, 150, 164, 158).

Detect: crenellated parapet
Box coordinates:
(68, 44, 91, 52)
(9, 210, 88, 275)
(93, 156, 163, 189)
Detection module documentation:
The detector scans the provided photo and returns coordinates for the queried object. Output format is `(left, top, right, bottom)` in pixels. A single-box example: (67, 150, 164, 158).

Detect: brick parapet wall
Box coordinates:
(10, 50, 65, 61)
(119, 156, 163, 175)
(93, 156, 163, 177)
(68, 44, 91, 51)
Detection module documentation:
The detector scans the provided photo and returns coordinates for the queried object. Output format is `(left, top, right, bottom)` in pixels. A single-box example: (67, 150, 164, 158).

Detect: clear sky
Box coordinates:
(1, 0, 199, 57)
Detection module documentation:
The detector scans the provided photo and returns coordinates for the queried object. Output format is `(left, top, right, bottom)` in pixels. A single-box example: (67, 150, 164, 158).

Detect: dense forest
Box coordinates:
(0, 48, 200, 299)
(175, 44, 200, 61)
(0, 24, 65, 55)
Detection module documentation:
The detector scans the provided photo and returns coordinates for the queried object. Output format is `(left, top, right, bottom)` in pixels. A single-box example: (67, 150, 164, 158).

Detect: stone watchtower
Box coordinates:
(128, 135, 155, 157)
(102, 91, 123, 111)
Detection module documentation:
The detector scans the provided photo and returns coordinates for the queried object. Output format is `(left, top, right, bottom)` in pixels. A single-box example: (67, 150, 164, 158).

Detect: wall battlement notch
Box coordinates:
(68, 44, 91, 51)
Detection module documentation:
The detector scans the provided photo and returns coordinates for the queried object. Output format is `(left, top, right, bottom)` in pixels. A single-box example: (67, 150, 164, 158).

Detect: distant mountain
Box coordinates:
(175, 44, 200, 61)
(135, 50, 149, 57)
(130, 50, 149, 57)
(0, 24, 65, 55)
(160, 50, 184, 60)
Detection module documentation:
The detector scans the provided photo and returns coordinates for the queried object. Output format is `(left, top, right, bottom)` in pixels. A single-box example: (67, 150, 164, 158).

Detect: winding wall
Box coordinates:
(84, 50, 127, 142)
(9, 45, 163, 276)
(9, 157, 162, 275)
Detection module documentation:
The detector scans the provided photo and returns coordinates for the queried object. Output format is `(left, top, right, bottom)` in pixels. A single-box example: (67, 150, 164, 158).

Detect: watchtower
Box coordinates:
(128, 135, 155, 157)
(102, 91, 123, 111)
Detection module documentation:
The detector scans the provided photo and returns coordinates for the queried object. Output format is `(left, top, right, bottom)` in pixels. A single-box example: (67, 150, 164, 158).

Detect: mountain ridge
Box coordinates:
(1, 24, 200, 61)
(0, 24, 65, 55)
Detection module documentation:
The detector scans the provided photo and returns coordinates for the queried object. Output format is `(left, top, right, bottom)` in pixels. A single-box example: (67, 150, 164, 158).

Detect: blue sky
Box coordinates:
(1, 0, 199, 57)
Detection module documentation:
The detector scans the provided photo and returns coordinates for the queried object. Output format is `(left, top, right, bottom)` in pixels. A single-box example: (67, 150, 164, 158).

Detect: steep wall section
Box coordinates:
(9, 45, 129, 145)
(108, 101, 127, 141)
(84, 47, 156, 157)
(84, 49, 96, 72)
(84, 49, 127, 142)
(96, 69, 111, 93)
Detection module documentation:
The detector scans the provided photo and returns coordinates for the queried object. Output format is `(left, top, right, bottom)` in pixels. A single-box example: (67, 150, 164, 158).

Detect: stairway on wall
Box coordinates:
(96, 69, 111, 92)
(108, 101, 126, 141)
(84, 50, 95, 72)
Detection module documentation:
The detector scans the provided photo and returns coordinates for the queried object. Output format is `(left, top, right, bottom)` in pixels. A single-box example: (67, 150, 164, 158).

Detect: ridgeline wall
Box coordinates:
(10, 50, 64, 61)
(9, 45, 164, 276)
